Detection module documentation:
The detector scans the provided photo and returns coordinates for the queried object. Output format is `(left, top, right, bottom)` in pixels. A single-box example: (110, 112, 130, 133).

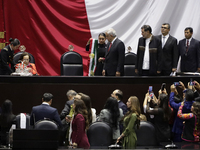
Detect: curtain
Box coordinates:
(3, 0, 91, 76)
(2, 0, 200, 75)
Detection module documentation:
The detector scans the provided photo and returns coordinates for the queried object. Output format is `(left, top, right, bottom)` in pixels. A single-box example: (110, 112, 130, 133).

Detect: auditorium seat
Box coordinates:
(15, 113, 30, 129)
(136, 121, 158, 147)
(60, 51, 83, 76)
(124, 52, 137, 76)
(34, 119, 58, 130)
(87, 121, 112, 149)
(13, 52, 35, 65)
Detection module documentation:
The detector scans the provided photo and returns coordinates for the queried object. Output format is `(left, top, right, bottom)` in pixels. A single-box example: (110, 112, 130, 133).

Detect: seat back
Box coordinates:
(15, 113, 30, 129)
(13, 52, 35, 65)
(87, 121, 112, 149)
(124, 52, 137, 76)
(60, 51, 83, 76)
(136, 121, 158, 146)
(34, 120, 58, 130)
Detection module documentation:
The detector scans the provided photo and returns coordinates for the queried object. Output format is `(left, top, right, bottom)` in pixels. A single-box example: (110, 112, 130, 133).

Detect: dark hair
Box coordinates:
(43, 93, 53, 102)
(141, 25, 152, 33)
(2, 99, 13, 115)
(185, 27, 193, 33)
(159, 93, 171, 121)
(185, 89, 194, 101)
(115, 89, 123, 100)
(98, 33, 106, 38)
(192, 101, 200, 130)
(104, 97, 120, 129)
(162, 23, 170, 29)
(78, 93, 92, 125)
(19, 52, 31, 61)
(74, 99, 89, 130)
(9, 38, 20, 46)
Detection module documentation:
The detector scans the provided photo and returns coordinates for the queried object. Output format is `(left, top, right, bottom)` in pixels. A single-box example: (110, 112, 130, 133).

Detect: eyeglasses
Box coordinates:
(161, 27, 169, 29)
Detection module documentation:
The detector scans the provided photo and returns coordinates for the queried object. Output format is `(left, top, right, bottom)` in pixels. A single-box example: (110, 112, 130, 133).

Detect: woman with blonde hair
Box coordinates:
(117, 96, 141, 149)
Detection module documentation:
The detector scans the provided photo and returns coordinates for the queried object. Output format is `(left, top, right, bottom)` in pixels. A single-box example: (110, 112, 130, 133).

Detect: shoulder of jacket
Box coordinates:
(2, 47, 8, 51)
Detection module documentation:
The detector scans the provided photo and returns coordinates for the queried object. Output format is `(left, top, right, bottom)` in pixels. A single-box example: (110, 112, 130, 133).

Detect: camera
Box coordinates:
(174, 82, 180, 86)
(161, 83, 166, 91)
(189, 78, 195, 86)
(149, 86, 153, 93)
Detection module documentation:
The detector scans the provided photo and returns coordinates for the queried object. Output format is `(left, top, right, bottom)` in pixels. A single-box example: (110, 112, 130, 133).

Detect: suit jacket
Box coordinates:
(30, 103, 62, 127)
(118, 100, 128, 115)
(60, 99, 74, 120)
(71, 114, 90, 149)
(103, 38, 125, 76)
(98, 108, 124, 140)
(0, 45, 14, 75)
(135, 36, 162, 76)
(157, 35, 178, 71)
(178, 38, 200, 72)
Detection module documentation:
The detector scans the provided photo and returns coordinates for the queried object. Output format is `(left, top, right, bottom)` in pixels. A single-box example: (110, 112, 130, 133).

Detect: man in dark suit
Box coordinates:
(60, 90, 77, 120)
(178, 27, 200, 72)
(30, 93, 62, 127)
(102, 28, 125, 76)
(157, 23, 179, 76)
(111, 89, 127, 115)
(111, 89, 127, 134)
(135, 25, 162, 76)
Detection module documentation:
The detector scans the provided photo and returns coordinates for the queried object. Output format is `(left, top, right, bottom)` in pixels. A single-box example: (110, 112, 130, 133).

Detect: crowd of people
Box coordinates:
(1, 23, 199, 76)
(1, 80, 200, 149)
(87, 23, 200, 76)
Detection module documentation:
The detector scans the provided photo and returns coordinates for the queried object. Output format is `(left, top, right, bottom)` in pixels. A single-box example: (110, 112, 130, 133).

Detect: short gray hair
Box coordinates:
(66, 90, 77, 97)
(106, 28, 117, 37)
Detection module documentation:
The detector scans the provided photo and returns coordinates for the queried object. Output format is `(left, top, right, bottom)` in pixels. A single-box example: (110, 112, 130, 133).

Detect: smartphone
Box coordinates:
(149, 86, 153, 93)
(150, 92, 154, 99)
(189, 79, 195, 86)
(161, 83, 166, 91)
(174, 82, 180, 86)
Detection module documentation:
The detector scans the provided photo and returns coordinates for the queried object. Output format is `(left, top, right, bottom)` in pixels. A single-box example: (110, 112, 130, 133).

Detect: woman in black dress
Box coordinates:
(86, 33, 106, 76)
(0, 100, 16, 146)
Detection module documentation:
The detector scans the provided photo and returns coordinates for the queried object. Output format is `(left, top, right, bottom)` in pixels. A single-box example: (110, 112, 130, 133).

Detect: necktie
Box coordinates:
(162, 36, 165, 48)
(186, 39, 189, 52)
(108, 43, 112, 52)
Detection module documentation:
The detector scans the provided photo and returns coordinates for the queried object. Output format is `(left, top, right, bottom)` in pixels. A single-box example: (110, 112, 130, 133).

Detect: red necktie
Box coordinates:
(186, 39, 189, 52)
(108, 43, 112, 52)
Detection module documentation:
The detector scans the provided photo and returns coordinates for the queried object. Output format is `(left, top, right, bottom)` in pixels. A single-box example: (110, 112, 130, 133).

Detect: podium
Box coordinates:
(13, 129, 59, 150)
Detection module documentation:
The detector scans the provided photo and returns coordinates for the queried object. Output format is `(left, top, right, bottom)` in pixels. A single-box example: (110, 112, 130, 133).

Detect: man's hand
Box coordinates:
(172, 68, 177, 72)
(179, 81, 186, 90)
(98, 57, 104, 62)
(135, 69, 138, 74)
(116, 71, 120, 76)
(194, 80, 200, 90)
(157, 71, 161, 74)
(170, 84, 176, 93)
(102, 70, 105, 76)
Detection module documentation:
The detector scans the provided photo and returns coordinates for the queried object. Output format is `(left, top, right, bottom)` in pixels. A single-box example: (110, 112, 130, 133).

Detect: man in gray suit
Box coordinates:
(102, 28, 125, 76)
(60, 90, 77, 120)
(157, 23, 179, 76)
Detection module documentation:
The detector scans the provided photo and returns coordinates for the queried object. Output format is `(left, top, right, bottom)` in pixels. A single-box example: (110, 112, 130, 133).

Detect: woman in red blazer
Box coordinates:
(71, 99, 90, 149)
